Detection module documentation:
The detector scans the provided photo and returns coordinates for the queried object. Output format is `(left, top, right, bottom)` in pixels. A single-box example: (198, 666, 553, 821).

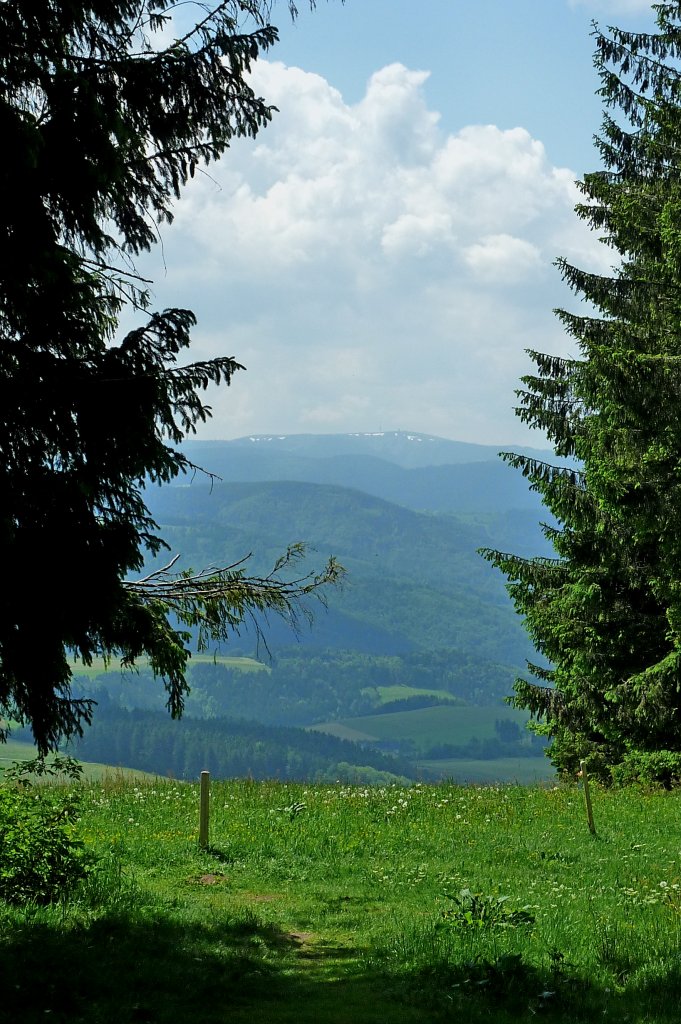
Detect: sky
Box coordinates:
(137, 0, 658, 445)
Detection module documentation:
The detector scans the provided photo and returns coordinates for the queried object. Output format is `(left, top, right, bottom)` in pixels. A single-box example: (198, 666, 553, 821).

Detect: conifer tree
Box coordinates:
(0, 1, 341, 753)
(482, 2, 681, 782)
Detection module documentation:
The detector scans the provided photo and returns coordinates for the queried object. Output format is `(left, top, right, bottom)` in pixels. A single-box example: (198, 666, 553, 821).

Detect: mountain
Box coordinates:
(178, 430, 554, 516)
(77, 430, 560, 768)
(146, 478, 538, 667)
(197, 430, 552, 468)
(134, 429, 558, 712)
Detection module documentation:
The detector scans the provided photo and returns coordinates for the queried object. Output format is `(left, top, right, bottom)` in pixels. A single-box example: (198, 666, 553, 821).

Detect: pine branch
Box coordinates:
(124, 544, 346, 647)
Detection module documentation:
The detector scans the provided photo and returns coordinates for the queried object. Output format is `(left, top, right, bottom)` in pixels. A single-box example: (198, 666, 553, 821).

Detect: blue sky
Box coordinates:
(275, 0, 607, 171)
(140, 0, 658, 444)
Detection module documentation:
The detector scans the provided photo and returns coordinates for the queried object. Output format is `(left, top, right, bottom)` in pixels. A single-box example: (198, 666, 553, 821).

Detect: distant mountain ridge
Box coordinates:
(190, 429, 552, 469)
(181, 430, 554, 516)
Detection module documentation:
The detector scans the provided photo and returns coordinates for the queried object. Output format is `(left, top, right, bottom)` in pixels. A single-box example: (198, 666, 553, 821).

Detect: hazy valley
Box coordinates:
(57, 431, 556, 784)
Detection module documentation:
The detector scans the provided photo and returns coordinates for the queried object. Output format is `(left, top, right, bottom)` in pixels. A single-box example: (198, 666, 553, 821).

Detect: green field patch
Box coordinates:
(369, 684, 464, 705)
(420, 757, 556, 785)
(0, 738, 157, 783)
(69, 653, 269, 679)
(0, 738, 49, 767)
(187, 653, 268, 673)
(318, 705, 530, 754)
(307, 722, 380, 742)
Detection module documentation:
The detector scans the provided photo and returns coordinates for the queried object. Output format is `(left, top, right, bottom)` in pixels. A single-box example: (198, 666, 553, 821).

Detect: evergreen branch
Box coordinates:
(124, 545, 346, 652)
(79, 257, 153, 286)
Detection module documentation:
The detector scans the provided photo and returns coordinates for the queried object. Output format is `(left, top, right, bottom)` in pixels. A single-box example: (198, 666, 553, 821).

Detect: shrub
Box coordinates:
(611, 750, 681, 789)
(0, 782, 92, 904)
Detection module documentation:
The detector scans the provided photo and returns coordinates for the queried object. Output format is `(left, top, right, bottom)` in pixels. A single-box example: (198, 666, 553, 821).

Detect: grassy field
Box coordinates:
(311, 704, 530, 750)
(370, 685, 465, 705)
(0, 738, 156, 782)
(4, 776, 681, 1023)
(68, 653, 268, 679)
(420, 757, 556, 785)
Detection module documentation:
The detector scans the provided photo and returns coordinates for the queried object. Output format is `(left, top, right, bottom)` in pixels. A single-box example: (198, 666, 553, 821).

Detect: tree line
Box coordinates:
(57, 708, 416, 783)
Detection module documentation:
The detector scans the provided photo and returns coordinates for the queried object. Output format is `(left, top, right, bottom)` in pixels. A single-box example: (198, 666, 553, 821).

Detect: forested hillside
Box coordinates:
(65, 709, 417, 783)
(146, 478, 538, 665)
(77, 648, 520, 722)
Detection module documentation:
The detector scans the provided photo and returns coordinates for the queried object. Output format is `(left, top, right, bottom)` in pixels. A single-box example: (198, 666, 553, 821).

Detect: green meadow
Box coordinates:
(4, 776, 681, 1023)
(420, 757, 556, 785)
(0, 738, 156, 782)
(371, 685, 465, 705)
(68, 653, 269, 680)
(311, 704, 530, 751)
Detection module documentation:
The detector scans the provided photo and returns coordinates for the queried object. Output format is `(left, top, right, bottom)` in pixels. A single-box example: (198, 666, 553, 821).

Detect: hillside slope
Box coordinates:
(146, 479, 536, 666)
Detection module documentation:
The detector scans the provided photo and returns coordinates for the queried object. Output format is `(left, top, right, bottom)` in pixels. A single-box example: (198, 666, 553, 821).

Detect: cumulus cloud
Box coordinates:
(142, 60, 604, 445)
(464, 235, 542, 283)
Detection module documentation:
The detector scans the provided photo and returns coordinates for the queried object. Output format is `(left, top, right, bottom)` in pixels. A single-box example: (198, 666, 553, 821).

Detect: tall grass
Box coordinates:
(3, 777, 681, 1022)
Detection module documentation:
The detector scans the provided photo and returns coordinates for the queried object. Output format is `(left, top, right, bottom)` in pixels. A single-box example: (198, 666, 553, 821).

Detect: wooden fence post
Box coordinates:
(199, 770, 210, 849)
(579, 759, 596, 836)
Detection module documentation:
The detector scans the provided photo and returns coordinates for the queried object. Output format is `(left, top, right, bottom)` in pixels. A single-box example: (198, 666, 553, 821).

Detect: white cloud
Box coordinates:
(464, 235, 542, 283)
(142, 60, 604, 445)
(568, 0, 655, 14)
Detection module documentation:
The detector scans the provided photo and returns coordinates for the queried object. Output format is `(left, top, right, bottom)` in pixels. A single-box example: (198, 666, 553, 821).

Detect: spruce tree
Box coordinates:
(482, 2, 681, 782)
(0, 1, 341, 753)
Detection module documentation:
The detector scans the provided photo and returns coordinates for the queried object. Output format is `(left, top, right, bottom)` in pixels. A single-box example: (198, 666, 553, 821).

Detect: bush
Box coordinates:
(611, 750, 681, 789)
(0, 784, 92, 904)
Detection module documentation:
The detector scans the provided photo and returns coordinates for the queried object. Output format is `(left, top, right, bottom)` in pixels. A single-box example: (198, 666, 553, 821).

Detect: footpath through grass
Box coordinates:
(3, 778, 681, 1023)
